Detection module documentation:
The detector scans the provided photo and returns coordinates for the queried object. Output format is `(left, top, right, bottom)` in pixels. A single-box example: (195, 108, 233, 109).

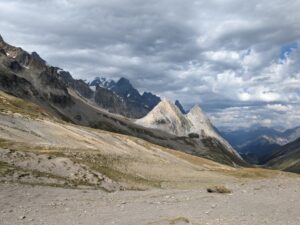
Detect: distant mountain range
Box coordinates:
(220, 125, 300, 164)
(265, 138, 300, 174)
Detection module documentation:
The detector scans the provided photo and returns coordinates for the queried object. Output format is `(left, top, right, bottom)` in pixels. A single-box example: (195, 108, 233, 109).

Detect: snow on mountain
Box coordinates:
(88, 77, 116, 89)
(87, 76, 161, 118)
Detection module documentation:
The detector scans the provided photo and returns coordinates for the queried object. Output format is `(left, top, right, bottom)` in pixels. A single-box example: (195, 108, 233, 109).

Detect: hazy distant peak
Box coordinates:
(117, 77, 131, 85)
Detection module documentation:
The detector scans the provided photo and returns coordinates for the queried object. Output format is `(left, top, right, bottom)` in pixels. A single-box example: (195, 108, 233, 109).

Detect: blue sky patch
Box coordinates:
(280, 42, 298, 60)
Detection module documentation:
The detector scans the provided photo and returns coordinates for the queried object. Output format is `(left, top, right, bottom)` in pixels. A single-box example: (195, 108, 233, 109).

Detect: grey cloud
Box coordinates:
(1, 0, 300, 129)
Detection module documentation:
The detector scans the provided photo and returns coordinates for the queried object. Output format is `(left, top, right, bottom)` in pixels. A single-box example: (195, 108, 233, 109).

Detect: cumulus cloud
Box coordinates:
(0, 0, 300, 129)
(266, 104, 293, 112)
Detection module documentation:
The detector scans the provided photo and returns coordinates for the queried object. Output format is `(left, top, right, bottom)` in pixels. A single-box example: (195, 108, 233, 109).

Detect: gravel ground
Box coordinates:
(1, 176, 300, 225)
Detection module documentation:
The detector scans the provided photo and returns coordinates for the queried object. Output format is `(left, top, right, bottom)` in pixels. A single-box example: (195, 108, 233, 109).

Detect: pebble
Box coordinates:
(19, 215, 26, 220)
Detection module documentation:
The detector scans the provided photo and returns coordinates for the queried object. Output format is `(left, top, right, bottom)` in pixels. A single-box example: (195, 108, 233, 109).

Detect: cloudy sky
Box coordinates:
(1, 0, 300, 129)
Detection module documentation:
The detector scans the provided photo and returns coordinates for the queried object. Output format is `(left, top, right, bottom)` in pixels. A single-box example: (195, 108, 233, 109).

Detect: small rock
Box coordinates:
(211, 204, 217, 208)
(19, 215, 26, 220)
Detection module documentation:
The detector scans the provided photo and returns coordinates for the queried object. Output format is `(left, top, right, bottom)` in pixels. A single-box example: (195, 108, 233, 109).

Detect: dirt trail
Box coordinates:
(1, 176, 300, 225)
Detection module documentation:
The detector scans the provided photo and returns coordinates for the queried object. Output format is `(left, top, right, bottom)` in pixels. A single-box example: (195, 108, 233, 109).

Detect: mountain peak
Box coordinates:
(135, 98, 191, 136)
(187, 104, 212, 130)
(117, 77, 131, 85)
(158, 99, 180, 112)
(136, 98, 241, 159)
(31, 51, 46, 65)
(189, 104, 203, 114)
(88, 77, 116, 89)
(0, 34, 3, 42)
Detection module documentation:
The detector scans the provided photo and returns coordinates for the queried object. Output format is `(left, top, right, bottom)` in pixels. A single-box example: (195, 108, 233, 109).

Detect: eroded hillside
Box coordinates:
(0, 91, 287, 190)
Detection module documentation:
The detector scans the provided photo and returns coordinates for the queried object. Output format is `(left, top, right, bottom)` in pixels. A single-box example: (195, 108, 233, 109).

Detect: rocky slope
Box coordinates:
(0, 90, 259, 190)
(265, 138, 300, 174)
(238, 136, 281, 164)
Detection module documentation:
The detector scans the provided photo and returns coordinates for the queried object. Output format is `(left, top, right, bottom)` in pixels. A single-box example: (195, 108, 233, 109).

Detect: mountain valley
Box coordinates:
(0, 34, 300, 225)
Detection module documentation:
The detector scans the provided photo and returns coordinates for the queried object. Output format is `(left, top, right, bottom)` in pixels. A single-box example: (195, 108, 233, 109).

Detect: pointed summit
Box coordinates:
(88, 77, 116, 89)
(189, 104, 204, 114)
(187, 104, 214, 135)
(117, 77, 131, 86)
(0, 34, 3, 42)
(111, 77, 140, 100)
(136, 100, 241, 159)
(148, 99, 184, 119)
(135, 99, 192, 136)
(187, 104, 210, 124)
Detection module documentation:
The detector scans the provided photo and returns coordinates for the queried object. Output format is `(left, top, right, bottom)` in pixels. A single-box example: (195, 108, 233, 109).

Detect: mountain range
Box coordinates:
(220, 125, 300, 164)
(88, 76, 161, 118)
(1, 33, 300, 176)
(265, 138, 300, 173)
(0, 34, 245, 167)
(136, 100, 239, 159)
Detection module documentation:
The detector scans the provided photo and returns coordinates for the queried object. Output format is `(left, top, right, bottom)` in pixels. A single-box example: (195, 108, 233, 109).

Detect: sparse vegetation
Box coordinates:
(155, 119, 167, 124)
(0, 91, 49, 119)
(169, 217, 190, 224)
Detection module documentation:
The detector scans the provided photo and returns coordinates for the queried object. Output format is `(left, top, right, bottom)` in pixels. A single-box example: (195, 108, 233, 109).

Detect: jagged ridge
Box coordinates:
(136, 100, 241, 159)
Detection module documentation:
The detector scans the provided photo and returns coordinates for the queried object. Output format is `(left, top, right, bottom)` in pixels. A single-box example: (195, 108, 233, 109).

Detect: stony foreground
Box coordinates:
(1, 176, 300, 225)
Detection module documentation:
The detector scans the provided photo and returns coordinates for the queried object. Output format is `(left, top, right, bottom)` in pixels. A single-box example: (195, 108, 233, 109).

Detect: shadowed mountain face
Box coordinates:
(175, 100, 186, 114)
(220, 125, 300, 164)
(89, 77, 161, 118)
(265, 138, 300, 174)
(238, 136, 281, 165)
(0, 35, 246, 167)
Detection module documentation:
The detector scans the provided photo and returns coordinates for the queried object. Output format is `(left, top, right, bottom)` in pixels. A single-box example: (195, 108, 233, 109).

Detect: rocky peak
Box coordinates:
(135, 99, 192, 136)
(31, 51, 45, 63)
(141, 92, 161, 109)
(112, 77, 140, 100)
(0, 34, 3, 42)
(117, 77, 131, 86)
(187, 104, 210, 123)
(30, 51, 46, 68)
(88, 76, 161, 118)
(89, 77, 116, 89)
(188, 104, 203, 114)
(175, 100, 186, 114)
(156, 99, 180, 112)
